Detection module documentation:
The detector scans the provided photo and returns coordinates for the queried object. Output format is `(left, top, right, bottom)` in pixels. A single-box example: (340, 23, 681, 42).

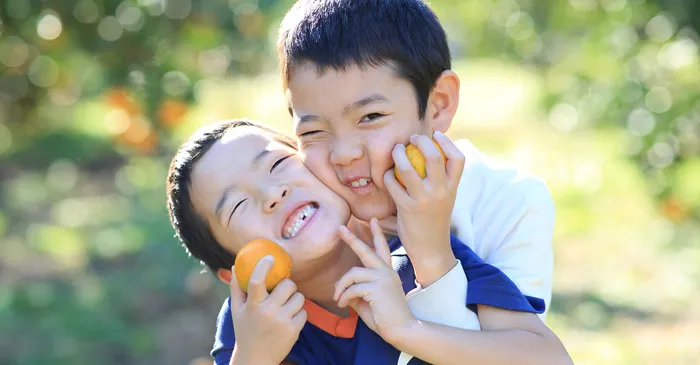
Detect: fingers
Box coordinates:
(280, 291, 306, 318)
(333, 266, 377, 301)
(411, 134, 447, 188)
(392, 144, 423, 197)
(291, 308, 308, 329)
(267, 279, 299, 307)
(229, 267, 246, 314)
(338, 226, 384, 269)
(433, 130, 465, 190)
(383, 168, 410, 205)
(337, 283, 373, 308)
(247, 255, 274, 304)
(369, 218, 391, 265)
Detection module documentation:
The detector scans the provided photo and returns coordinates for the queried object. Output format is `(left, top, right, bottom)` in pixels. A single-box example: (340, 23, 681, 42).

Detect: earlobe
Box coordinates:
(217, 268, 233, 285)
(428, 70, 460, 133)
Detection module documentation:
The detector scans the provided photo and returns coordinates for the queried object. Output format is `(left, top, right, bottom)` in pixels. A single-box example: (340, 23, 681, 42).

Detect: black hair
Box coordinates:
(166, 119, 297, 273)
(278, 0, 451, 119)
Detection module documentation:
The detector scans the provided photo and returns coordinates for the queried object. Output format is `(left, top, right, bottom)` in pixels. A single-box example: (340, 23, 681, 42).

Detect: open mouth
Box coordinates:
(349, 178, 372, 188)
(281, 202, 319, 239)
(345, 177, 374, 195)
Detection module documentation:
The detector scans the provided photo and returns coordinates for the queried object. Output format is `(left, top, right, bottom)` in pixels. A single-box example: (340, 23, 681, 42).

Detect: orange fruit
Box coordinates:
(234, 239, 292, 292)
(394, 139, 446, 187)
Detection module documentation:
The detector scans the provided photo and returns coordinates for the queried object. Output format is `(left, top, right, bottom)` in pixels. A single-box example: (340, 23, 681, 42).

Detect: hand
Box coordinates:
(334, 218, 416, 345)
(229, 257, 307, 365)
(383, 131, 464, 286)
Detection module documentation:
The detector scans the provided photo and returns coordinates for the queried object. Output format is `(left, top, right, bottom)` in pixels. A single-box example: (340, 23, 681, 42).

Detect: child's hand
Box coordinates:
(334, 218, 416, 344)
(229, 258, 307, 365)
(384, 131, 465, 286)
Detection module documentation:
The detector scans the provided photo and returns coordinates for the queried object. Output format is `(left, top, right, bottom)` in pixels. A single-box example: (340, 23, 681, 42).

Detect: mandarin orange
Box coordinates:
(394, 139, 446, 187)
(234, 239, 292, 292)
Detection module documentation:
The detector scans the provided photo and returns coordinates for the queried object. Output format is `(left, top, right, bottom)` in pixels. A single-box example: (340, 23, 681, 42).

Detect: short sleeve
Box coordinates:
(211, 297, 235, 365)
(451, 236, 546, 314)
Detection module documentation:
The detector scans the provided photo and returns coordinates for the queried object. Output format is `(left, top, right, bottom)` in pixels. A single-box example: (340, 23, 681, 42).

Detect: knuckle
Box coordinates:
(426, 153, 442, 163)
(248, 277, 264, 287)
(279, 278, 296, 292)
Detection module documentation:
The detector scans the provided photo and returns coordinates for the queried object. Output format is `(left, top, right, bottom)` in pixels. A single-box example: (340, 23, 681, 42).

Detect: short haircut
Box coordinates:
(166, 119, 296, 272)
(278, 0, 452, 118)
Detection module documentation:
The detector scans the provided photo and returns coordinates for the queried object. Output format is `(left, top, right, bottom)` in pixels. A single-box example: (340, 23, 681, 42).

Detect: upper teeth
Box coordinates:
(351, 178, 371, 187)
(285, 204, 317, 238)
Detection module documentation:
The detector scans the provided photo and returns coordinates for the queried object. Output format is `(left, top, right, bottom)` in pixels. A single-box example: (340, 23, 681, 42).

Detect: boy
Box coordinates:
(280, 0, 555, 320)
(166, 120, 570, 364)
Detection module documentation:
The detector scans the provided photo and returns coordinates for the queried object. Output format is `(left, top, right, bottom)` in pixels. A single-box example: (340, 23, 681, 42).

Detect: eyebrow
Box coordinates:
(342, 94, 388, 116)
(294, 93, 389, 125)
(214, 149, 271, 221)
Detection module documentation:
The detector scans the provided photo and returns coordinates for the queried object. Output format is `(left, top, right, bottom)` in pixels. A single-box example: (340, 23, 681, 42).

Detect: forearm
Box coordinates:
(390, 319, 572, 365)
(230, 346, 281, 365)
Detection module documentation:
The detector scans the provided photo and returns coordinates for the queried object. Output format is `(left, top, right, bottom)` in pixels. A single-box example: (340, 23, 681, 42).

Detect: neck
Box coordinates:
(377, 215, 398, 237)
(293, 243, 361, 317)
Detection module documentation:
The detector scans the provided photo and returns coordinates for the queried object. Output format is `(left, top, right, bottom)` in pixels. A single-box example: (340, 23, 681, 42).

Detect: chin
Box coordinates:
(350, 201, 396, 222)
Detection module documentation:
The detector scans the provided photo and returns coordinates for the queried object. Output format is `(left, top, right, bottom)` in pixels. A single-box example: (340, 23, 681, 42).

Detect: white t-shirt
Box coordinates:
(405, 138, 554, 328)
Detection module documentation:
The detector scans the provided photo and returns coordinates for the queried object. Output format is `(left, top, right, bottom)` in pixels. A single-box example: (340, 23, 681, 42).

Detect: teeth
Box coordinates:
(284, 204, 317, 238)
(350, 178, 371, 187)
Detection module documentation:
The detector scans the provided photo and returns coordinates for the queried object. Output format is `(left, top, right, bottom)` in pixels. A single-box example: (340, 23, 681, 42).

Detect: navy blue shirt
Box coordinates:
(212, 235, 545, 364)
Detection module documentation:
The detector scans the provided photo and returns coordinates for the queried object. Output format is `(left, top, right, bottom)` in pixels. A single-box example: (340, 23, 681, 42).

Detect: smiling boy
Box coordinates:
(280, 0, 555, 319)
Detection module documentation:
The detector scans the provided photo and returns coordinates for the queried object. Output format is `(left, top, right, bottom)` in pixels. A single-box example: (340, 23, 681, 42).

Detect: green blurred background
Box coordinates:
(1, 0, 699, 364)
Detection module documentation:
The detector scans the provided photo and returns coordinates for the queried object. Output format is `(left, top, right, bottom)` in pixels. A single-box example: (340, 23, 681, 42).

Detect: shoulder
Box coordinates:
(453, 138, 554, 212)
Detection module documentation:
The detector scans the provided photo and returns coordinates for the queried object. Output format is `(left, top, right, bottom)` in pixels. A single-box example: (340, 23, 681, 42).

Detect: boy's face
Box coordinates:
(287, 64, 442, 222)
(188, 127, 351, 277)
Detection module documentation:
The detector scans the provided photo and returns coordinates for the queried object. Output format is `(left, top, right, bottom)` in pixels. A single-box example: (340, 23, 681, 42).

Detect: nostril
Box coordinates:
(270, 202, 276, 209)
(282, 190, 287, 197)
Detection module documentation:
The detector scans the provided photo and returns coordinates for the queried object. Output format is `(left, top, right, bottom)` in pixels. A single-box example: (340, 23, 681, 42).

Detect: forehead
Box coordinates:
(287, 62, 409, 99)
(189, 127, 291, 205)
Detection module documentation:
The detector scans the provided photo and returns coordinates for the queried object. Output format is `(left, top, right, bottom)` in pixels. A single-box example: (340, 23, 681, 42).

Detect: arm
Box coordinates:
(389, 305, 572, 365)
(394, 238, 568, 365)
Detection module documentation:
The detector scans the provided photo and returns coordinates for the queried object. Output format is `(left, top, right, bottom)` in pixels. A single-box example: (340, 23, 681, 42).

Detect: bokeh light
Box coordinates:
(2, 1, 700, 364)
(0, 36, 29, 68)
(28, 55, 60, 87)
(97, 16, 123, 41)
(37, 11, 63, 41)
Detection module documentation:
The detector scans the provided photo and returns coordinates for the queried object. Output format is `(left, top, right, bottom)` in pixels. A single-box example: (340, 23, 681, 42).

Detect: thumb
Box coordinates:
(229, 267, 246, 314)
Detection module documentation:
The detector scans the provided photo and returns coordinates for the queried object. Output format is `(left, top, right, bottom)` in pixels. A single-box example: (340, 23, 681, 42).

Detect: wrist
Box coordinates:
(231, 346, 278, 365)
(385, 317, 427, 353)
(411, 251, 457, 287)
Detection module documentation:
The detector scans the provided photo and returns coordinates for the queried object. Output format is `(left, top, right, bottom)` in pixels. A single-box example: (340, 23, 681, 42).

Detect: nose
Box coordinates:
(329, 136, 363, 166)
(263, 185, 290, 213)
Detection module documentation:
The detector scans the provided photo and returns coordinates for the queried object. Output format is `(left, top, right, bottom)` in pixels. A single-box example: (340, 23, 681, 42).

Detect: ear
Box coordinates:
(426, 70, 460, 133)
(217, 268, 233, 285)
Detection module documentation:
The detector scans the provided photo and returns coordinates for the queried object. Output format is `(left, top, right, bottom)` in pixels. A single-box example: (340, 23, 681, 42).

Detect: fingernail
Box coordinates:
(434, 130, 444, 138)
(263, 255, 274, 263)
(410, 134, 418, 143)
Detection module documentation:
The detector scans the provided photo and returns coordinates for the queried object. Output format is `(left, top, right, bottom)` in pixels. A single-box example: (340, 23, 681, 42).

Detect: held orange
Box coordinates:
(394, 139, 447, 187)
(234, 239, 292, 292)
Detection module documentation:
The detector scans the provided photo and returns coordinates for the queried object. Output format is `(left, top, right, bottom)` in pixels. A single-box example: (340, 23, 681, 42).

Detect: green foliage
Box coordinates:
(0, 0, 698, 364)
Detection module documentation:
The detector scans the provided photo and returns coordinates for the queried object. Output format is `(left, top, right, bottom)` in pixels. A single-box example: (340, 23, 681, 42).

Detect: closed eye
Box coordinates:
(271, 155, 292, 173)
(228, 198, 247, 225)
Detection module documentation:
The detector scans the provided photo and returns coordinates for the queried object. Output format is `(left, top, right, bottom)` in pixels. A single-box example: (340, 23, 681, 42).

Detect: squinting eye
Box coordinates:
(299, 130, 320, 137)
(360, 113, 384, 123)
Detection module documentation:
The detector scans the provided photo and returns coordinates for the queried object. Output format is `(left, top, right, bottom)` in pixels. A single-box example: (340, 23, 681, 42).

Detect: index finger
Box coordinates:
(338, 225, 385, 269)
(369, 218, 391, 265)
